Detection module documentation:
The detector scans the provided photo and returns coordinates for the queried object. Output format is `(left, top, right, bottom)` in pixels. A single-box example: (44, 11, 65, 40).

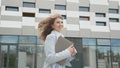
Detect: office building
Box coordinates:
(0, 0, 120, 68)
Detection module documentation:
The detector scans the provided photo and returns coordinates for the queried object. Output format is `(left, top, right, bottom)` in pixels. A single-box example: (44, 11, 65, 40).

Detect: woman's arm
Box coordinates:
(44, 34, 71, 64)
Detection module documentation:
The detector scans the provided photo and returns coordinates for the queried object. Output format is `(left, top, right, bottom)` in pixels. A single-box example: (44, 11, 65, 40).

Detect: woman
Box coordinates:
(38, 14, 77, 68)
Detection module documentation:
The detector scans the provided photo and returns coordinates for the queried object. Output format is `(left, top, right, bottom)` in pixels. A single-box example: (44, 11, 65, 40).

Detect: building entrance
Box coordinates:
(0, 44, 18, 68)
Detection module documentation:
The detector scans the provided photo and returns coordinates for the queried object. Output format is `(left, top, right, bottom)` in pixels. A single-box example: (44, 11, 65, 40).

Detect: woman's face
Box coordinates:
(52, 18, 64, 32)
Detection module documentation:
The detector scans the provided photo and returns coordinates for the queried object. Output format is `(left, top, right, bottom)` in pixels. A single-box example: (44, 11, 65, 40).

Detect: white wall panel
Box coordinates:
(22, 17, 35, 26)
(66, 24, 80, 31)
(67, 0, 79, 3)
(0, 21, 22, 28)
(22, 7, 36, 13)
(67, 11, 79, 17)
(91, 26, 110, 32)
(1, 6, 21, 16)
(110, 23, 120, 30)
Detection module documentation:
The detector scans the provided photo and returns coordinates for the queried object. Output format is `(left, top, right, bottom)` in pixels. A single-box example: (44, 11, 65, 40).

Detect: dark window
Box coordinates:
(109, 9, 119, 14)
(23, 2, 35, 8)
(109, 18, 119, 22)
(61, 15, 66, 19)
(80, 16, 90, 21)
(79, 6, 89, 12)
(39, 9, 51, 14)
(5, 6, 19, 11)
(96, 21, 106, 26)
(23, 12, 35, 17)
(55, 5, 66, 10)
(96, 13, 106, 17)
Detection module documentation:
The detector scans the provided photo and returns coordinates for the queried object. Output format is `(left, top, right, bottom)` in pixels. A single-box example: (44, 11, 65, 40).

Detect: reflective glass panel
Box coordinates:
(39, 9, 51, 14)
(109, 9, 119, 14)
(55, 5, 66, 10)
(111, 47, 120, 68)
(96, 46, 111, 68)
(109, 18, 119, 22)
(79, 7, 89, 12)
(82, 38, 96, 46)
(19, 36, 36, 44)
(96, 21, 106, 26)
(96, 13, 106, 17)
(97, 39, 110, 45)
(23, 2, 35, 8)
(0, 36, 18, 43)
(111, 39, 120, 46)
(5, 6, 19, 11)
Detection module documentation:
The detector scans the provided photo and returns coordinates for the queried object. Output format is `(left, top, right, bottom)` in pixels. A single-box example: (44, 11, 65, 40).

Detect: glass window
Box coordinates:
(109, 18, 119, 22)
(97, 39, 110, 45)
(0, 36, 18, 43)
(80, 16, 90, 21)
(19, 36, 36, 44)
(79, 6, 89, 12)
(23, 12, 35, 17)
(23, 2, 35, 8)
(82, 38, 96, 46)
(5, 6, 19, 11)
(37, 38, 43, 45)
(96, 13, 106, 17)
(111, 47, 120, 68)
(111, 39, 120, 46)
(39, 9, 51, 14)
(66, 37, 83, 68)
(109, 9, 119, 14)
(96, 46, 111, 68)
(96, 21, 106, 26)
(61, 15, 66, 19)
(55, 5, 66, 10)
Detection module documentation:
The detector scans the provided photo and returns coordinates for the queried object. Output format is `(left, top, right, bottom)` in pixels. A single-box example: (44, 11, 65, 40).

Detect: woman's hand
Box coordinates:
(67, 44, 77, 56)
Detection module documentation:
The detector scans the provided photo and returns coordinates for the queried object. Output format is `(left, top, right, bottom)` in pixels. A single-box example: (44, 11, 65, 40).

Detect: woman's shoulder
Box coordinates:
(46, 33, 57, 40)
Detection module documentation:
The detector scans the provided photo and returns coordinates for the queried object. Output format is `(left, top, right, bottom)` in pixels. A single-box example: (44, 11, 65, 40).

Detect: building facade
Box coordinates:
(0, 0, 120, 68)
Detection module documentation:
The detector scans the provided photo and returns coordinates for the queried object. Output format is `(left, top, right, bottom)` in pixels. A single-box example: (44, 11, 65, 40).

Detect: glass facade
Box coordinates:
(0, 35, 42, 68)
(0, 35, 120, 68)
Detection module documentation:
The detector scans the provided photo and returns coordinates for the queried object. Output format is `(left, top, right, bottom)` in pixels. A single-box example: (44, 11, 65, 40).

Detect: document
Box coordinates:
(55, 36, 73, 65)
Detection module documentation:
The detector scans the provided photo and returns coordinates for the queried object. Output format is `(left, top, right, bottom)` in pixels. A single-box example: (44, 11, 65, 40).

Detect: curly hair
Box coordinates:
(38, 14, 63, 41)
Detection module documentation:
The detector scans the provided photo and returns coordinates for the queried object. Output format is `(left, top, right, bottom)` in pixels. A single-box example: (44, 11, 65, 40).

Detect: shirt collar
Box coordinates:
(51, 30, 64, 37)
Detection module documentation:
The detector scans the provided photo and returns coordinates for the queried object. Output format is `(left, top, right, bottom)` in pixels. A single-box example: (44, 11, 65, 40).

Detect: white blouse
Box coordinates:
(43, 30, 72, 68)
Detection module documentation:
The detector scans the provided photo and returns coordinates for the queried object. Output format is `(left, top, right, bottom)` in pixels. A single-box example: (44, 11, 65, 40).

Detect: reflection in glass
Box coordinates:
(1, 45, 8, 68)
(19, 36, 36, 44)
(82, 38, 96, 68)
(97, 39, 110, 45)
(83, 38, 96, 46)
(18, 44, 36, 68)
(0, 36, 18, 43)
(97, 46, 111, 68)
(23, 2, 35, 8)
(55, 5, 66, 10)
(111, 47, 120, 68)
(9, 45, 17, 68)
(1, 45, 17, 68)
(79, 7, 89, 12)
(111, 39, 120, 46)
(39, 9, 51, 14)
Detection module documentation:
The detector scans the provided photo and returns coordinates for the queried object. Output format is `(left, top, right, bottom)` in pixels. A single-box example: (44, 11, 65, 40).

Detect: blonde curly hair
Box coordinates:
(38, 14, 63, 41)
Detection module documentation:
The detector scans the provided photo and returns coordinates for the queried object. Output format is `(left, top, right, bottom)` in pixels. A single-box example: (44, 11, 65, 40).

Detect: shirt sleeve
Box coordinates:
(44, 34, 71, 64)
